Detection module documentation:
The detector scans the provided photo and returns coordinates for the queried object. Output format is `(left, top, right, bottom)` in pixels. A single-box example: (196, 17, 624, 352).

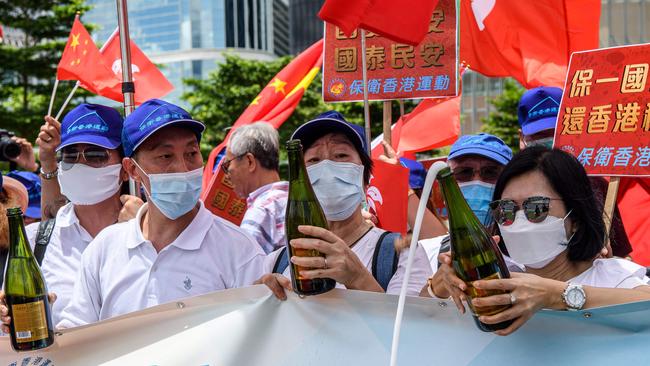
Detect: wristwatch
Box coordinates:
(562, 283, 586, 311)
(40, 166, 58, 180)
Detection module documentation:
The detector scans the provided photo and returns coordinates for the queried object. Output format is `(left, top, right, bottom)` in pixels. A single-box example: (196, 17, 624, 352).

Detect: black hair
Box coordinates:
(492, 146, 605, 262)
(303, 135, 373, 186)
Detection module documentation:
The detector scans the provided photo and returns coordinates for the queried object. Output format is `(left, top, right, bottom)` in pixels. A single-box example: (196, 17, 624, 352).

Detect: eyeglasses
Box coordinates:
(452, 166, 502, 183)
(489, 196, 563, 226)
(57, 146, 111, 170)
(220, 154, 246, 174)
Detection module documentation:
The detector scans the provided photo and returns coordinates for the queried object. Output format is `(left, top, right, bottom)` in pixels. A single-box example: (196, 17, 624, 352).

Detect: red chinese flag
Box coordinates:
(617, 178, 650, 266)
(81, 28, 174, 104)
(460, 0, 600, 88)
(367, 159, 409, 234)
(202, 39, 324, 191)
(56, 16, 118, 94)
(319, 0, 439, 46)
(371, 96, 461, 158)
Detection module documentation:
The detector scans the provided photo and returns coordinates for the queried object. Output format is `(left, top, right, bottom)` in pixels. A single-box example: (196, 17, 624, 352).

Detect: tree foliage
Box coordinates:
(0, 0, 92, 140)
(182, 54, 414, 158)
(481, 79, 525, 153)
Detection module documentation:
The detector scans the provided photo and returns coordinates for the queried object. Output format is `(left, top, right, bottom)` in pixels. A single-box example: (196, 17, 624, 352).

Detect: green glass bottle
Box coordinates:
(4, 207, 54, 351)
(436, 167, 513, 332)
(285, 139, 336, 295)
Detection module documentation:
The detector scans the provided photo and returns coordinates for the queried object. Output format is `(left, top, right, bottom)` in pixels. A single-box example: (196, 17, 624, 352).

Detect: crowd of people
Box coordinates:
(0, 86, 649, 338)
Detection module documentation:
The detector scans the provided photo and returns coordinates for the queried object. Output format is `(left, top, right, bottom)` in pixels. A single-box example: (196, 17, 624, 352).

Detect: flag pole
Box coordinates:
(360, 29, 371, 153)
(116, 0, 138, 195)
(55, 83, 79, 120)
(47, 80, 59, 117)
(382, 101, 392, 147)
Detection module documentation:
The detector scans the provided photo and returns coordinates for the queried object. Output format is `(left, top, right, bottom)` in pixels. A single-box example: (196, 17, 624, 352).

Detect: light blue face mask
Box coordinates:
(458, 180, 495, 226)
(132, 159, 203, 220)
(307, 159, 365, 221)
(526, 137, 554, 149)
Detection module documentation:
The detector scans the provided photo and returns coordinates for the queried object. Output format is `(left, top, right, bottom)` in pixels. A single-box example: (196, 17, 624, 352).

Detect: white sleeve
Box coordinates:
(24, 222, 39, 250)
(387, 243, 433, 296)
(56, 242, 102, 329)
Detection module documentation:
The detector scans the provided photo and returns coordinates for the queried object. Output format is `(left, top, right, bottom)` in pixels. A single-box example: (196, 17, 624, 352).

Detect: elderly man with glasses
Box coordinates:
(223, 122, 288, 253)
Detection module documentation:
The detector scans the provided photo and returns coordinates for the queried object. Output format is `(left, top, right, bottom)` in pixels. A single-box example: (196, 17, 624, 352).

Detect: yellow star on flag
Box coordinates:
(268, 78, 287, 95)
(70, 33, 81, 51)
(251, 95, 261, 105)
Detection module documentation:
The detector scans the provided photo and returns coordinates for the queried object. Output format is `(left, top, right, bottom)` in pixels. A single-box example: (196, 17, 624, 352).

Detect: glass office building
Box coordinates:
(84, 0, 290, 105)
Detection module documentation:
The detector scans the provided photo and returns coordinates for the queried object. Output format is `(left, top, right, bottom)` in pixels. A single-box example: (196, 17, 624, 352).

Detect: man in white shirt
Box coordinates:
(224, 122, 288, 253)
(55, 99, 266, 328)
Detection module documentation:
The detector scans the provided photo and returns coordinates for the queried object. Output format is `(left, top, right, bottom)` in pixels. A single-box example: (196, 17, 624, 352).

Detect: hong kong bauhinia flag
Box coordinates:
(56, 16, 119, 95)
(460, 0, 600, 88)
(82, 28, 174, 104)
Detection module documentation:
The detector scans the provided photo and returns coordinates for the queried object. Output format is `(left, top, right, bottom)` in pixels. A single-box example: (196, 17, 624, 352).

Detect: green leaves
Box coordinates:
(481, 79, 525, 153)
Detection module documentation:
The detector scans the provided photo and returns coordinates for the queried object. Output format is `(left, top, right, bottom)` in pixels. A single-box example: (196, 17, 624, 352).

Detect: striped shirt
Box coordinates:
(241, 181, 289, 253)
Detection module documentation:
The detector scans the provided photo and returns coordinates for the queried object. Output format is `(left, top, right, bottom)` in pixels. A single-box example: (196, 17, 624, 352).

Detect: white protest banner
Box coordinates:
(1, 286, 649, 365)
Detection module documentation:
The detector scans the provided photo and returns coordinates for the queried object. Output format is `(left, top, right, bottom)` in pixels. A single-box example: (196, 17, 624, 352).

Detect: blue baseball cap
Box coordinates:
(122, 99, 205, 157)
(6, 171, 41, 219)
(400, 157, 426, 189)
(58, 104, 123, 151)
(518, 86, 563, 136)
(290, 111, 368, 154)
(448, 133, 512, 165)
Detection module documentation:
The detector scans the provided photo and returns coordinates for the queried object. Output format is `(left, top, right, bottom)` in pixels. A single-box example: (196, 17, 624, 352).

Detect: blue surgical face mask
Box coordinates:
(458, 180, 495, 226)
(307, 160, 365, 221)
(526, 137, 554, 149)
(132, 159, 203, 220)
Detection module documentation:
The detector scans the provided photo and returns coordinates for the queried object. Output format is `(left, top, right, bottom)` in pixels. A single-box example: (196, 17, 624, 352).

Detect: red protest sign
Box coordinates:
(554, 43, 650, 176)
(202, 166, 247, 226)
(322, 0, 457, 102)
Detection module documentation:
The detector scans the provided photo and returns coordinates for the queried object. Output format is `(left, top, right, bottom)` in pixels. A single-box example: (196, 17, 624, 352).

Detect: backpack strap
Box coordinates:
(371, 231, 401, 291)
(34, 218, 56, 266)
(272, 246, 290, 274)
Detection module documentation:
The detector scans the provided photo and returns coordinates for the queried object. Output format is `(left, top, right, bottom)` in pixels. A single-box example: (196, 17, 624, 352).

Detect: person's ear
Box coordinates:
(123, 158, 140, 183)
(245, 153, 256, 173)
(518, 129, 526, 150)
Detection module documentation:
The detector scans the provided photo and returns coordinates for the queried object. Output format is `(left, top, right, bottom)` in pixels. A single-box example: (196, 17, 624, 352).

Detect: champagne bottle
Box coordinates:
(436, 167, 513, 332)
(3, 207, 55, 351)
(285, 139, 336, 295)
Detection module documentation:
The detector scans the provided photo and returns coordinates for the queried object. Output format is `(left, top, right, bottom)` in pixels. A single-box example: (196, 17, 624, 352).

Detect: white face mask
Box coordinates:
(307, 160, 365, 221)
(58, 163, 122, 205)
(498, 210, 573, 269)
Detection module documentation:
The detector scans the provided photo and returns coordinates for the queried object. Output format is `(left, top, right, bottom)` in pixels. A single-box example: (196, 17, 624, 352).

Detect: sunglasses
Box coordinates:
(453, 166, 502, 183)
(57, 146, 112, 170)
(489, 196, 563, 226)
(220, 153, 246, 174)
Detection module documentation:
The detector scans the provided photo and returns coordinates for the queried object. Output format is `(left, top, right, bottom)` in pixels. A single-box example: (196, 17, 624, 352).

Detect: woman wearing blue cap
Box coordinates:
(258, 111, 432, 299)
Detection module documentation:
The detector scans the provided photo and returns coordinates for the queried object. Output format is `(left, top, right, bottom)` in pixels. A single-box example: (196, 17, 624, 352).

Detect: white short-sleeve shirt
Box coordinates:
(569, 258, 650, 289)
(264, 227, 432, 296)
(57, 202, 266, 328)
(25, 203, 93, 326)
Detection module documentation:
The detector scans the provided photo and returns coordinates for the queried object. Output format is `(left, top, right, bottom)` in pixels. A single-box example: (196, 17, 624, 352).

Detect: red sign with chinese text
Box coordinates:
(203, 166, 247, 226)
(322, 0, 458, 102)
(554, 43, 650, 176)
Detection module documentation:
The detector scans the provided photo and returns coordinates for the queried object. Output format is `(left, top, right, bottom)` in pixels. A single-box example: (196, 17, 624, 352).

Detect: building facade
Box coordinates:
(289, 0, 323, 54)
(84, 0, 290, 104)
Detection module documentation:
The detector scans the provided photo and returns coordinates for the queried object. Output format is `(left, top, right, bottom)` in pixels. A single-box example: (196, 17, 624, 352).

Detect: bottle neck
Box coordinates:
(437, 169, 482, 230)
(287, 147, 309, 183)
(7, 214, 31, 258)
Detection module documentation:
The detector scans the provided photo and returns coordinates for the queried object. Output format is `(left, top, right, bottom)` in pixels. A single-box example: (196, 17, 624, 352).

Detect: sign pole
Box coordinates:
(116, 0, 138, 195)
(383, 101, 392, 147)
(360, 29, 371, 154)
(602, 177, 621, 250)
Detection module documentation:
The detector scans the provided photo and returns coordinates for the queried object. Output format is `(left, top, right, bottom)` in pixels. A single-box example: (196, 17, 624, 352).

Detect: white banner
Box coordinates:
(1, 285, 649, 365)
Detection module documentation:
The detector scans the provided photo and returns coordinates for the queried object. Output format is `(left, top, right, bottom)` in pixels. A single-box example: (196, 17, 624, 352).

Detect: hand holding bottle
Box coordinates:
(0, 291, 57, 335)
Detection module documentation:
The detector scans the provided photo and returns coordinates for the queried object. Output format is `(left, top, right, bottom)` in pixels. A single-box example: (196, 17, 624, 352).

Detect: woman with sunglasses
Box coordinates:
(427, 146, 650, 335)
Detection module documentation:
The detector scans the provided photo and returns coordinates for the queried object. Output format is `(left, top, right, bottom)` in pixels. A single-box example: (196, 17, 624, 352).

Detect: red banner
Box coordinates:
(202, 165, 247, 226)
(554, 43, 650, 176)
(322, 0, 457, 102)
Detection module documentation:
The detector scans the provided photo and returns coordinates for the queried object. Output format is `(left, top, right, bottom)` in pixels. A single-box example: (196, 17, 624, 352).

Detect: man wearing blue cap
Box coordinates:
(57, 99, 265, 328)
(6, 171, 41, 225)
(258, 111, 432, 300)
(517, 87, 633, 259)
(517, 86, 562, 149)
